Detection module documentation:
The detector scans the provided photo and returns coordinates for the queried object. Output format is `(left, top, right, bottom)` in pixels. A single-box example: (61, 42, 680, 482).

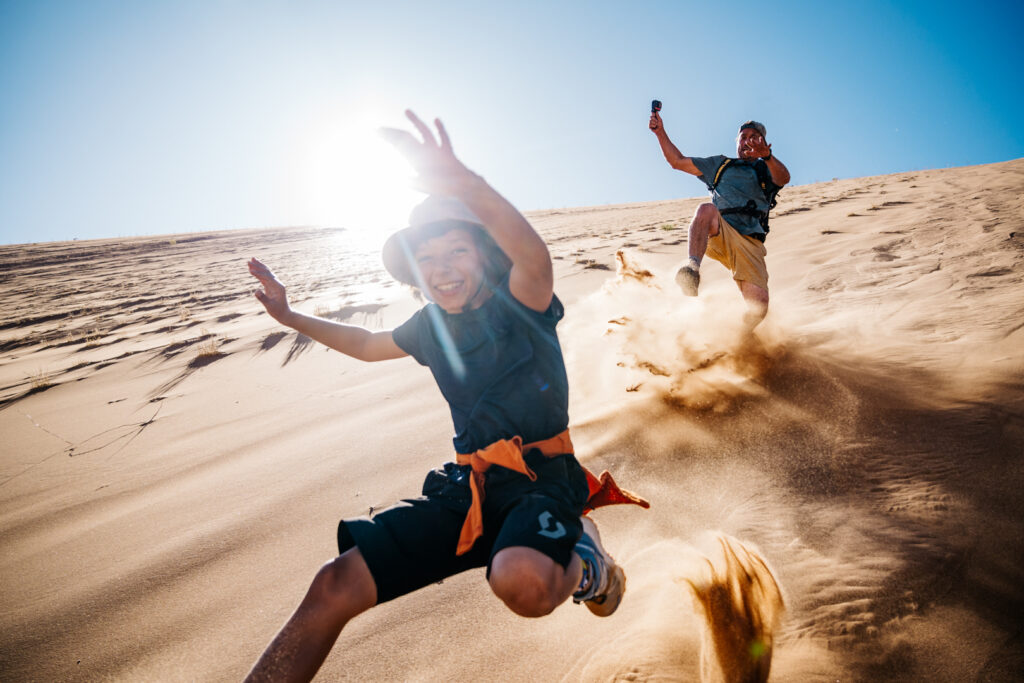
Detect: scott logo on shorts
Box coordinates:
(536, 511, 566, 539)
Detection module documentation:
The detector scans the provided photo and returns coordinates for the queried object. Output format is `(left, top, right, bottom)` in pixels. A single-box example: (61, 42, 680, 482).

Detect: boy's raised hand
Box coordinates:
(379, 110, 475, 196)
(248, 257, 293, 325)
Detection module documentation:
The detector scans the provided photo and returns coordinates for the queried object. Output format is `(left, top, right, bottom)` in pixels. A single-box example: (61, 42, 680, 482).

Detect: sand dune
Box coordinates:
(1, 158, 1022, 681)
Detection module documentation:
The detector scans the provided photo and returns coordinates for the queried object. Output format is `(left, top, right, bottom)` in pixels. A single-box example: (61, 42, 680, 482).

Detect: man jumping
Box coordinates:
(649, 112, 790, 329)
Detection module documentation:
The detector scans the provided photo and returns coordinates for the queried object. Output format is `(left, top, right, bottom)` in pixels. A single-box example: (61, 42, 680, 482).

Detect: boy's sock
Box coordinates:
(575, 557, 596, 599)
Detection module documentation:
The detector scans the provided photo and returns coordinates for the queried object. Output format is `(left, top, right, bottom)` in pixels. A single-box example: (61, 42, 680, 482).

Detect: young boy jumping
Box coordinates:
(244, 110, 645, 682)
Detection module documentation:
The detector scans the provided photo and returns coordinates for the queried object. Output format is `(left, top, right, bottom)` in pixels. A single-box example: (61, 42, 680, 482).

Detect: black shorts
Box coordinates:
(337, 450, 590, 604)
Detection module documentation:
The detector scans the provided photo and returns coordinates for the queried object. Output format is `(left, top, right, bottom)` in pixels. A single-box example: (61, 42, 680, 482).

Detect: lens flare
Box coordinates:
(294, 110, 421, 254)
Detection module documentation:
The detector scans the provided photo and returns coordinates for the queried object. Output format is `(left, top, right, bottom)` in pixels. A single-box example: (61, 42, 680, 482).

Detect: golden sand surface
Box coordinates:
(1, 159, 1022, 681)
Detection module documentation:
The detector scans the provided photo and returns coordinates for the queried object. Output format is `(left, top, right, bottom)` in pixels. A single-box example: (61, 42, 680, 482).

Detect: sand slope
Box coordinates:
(1, 158, 1022, 681)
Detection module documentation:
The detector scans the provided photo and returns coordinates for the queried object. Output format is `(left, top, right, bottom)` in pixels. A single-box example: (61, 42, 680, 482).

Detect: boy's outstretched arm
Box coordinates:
(248, 257, 407, 362)
(380, 110, 553, 313)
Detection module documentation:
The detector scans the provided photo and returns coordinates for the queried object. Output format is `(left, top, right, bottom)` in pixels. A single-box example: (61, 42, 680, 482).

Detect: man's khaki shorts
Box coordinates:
(706, 214, 769, 291)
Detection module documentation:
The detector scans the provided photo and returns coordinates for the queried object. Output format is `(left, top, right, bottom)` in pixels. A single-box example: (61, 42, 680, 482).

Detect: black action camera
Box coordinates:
(651, 99, 662, 113)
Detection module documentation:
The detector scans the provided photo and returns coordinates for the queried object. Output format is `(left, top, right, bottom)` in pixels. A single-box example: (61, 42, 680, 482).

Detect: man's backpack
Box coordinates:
(709, 158, 781, 236)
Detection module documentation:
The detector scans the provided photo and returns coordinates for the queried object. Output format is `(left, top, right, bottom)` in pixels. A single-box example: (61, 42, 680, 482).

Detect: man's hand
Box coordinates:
(248, 257, 293, 325)
(742, 134, 772, 159)
(379, 110, 477, 196)
(649, 111, 664, 134)
(752, 137, 790, 185)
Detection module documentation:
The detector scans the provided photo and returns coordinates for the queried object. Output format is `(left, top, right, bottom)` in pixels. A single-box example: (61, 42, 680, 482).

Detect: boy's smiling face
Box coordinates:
(413, 227, 491, 313)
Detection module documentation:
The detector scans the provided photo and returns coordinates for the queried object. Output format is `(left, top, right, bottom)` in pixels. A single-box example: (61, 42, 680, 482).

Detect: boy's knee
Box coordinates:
(491, 570, 559, 617)
(489, 552, 561, 617)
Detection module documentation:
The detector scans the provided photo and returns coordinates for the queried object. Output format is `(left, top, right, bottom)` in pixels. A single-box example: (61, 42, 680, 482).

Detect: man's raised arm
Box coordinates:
(649, 111, 700, 176)
(763, 154, 791, 186)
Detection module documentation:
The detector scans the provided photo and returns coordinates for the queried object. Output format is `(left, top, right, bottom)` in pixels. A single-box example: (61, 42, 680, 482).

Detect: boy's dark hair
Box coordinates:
(470, 226, 513, 287)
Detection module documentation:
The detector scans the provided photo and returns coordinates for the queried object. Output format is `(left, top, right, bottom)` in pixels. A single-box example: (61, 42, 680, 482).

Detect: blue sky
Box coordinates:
(1, 0, 1022, 245)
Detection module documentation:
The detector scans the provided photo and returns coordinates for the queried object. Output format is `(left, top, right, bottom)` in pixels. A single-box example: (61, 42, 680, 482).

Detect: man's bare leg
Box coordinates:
(489, 546, 583, 617)
(738, 280, 769, 330)
(677, 203, 720, 296)
(245, 548, 377, 683)
(687, 202, 720, 261)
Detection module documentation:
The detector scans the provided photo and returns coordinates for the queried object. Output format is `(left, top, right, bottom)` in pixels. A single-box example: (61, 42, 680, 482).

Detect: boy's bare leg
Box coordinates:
(489, 546, 583, 617)
(245, 548, 377, 683)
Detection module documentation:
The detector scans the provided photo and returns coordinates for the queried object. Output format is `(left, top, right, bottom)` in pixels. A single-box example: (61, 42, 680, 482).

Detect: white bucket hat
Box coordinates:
(381, 196, 509, 286)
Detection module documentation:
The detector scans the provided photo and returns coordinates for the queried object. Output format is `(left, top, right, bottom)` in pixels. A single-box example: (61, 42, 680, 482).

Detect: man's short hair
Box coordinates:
(739, 121, 766, 138)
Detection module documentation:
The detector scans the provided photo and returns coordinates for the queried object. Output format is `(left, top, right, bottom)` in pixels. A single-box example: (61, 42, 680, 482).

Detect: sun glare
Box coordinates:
(296, 112, 421, 253)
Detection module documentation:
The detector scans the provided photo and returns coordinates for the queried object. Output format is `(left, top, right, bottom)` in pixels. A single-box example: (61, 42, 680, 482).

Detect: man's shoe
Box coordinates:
(572, 516, 626, 617)
(675, 265, 700, 296)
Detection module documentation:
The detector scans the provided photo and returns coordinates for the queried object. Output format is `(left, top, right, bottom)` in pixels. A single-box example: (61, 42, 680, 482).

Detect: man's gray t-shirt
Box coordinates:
(691, 155, 778, 238)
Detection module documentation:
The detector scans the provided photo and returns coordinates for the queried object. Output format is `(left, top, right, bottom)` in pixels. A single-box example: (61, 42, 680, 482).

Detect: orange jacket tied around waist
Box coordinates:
(454, 429, 649, 555)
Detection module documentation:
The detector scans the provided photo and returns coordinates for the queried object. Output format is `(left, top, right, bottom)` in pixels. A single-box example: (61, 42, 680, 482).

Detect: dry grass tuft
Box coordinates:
(81, 327, 103, 349)
(29, 368, 54, 390)
(194, 329, 220, 357)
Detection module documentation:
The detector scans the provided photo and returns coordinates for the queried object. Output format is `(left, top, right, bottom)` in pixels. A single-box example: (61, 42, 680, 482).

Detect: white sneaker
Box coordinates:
(572, 516, 626, 617)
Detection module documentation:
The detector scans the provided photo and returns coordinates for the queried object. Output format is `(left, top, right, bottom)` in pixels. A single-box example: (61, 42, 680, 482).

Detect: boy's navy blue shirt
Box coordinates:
(392, 276, 569, 455)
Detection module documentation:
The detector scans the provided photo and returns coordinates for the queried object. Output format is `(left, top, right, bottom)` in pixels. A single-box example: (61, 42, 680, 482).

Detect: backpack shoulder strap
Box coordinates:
(710, 158, 734, 191)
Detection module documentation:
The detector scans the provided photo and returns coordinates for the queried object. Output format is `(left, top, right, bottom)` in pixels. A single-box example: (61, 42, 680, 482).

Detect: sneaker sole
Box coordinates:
(579, 517, 626, 617)
(676, 267, 700, 296)
(585, 563, 625, 617)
